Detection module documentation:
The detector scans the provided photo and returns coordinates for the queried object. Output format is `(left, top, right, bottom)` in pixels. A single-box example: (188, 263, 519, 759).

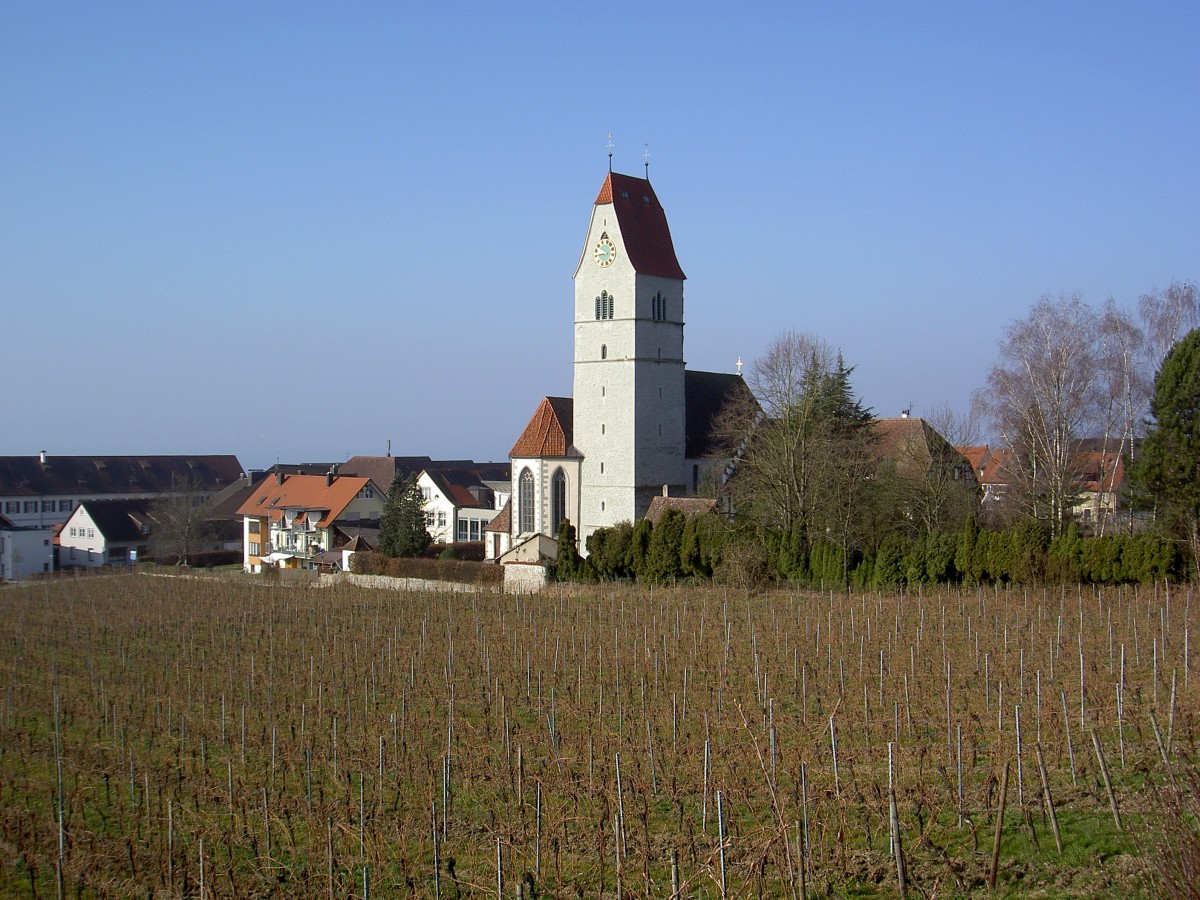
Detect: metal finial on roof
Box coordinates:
(644, 144, 650, 179)
(607, 132, 614, 172)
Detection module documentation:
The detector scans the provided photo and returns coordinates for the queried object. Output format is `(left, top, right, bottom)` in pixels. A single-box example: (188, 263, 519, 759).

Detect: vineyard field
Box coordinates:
(1, 574, 1195, 898)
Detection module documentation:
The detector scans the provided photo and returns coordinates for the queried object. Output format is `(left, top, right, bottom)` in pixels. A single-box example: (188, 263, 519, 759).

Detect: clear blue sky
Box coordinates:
(4, 2, 1196, 469)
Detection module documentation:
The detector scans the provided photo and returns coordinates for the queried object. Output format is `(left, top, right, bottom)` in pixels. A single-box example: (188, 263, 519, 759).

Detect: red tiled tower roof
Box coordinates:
(595, 173, 686, 280)
(510, 397, 574, 458)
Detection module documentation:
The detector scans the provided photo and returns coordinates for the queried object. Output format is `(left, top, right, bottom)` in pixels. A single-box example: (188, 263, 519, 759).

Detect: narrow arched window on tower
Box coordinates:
(518, 468, 534, 534)
(595, 291, 613, 320)
(600, 345, 607, 359)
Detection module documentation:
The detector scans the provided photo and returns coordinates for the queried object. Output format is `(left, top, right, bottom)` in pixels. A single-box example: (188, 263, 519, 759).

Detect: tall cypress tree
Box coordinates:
(379, 473, 431, 558)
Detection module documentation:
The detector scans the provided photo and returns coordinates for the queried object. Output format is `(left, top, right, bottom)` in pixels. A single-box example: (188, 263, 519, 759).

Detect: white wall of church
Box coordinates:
(511, 456, 581, 539)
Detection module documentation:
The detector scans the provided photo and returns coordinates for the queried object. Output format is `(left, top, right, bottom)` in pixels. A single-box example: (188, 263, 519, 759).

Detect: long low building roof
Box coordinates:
(0, 454, 243, 497)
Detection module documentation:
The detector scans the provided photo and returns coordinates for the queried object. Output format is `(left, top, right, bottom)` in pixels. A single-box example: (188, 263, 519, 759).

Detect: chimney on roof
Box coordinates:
(325, 473, 333, 488)
(387, 439, 392, 458)
(276, 471, 284, 486)
(39, 450, 46, 465)
(662, 484, 669, 497)
(901, 409, 910, 419)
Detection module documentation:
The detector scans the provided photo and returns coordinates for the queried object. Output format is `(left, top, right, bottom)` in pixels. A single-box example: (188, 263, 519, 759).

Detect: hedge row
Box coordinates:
(571, 514, 1186, 587)
(146, 549, 243, 568)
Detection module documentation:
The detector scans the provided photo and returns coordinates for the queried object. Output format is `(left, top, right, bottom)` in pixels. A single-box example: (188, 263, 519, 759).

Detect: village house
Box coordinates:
(0, 514, 55, 580)
(236, 472, 386, 572)
(58, 499, 158, 568)
(416, 463, 510, 544)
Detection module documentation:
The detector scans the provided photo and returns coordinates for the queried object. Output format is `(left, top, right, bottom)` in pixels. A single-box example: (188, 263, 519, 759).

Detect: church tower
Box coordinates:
(572, 172, 687, 545)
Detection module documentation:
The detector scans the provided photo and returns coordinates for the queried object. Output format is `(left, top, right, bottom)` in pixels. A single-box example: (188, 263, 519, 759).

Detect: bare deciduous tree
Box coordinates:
(975, 294, 1101, 537)
(1095, 299, 1147, 533)
(151, 482, 216, 566)
(714, 330, 873, 575)
(1139, 281, 1199, 371)
(926, 401, 983, 451)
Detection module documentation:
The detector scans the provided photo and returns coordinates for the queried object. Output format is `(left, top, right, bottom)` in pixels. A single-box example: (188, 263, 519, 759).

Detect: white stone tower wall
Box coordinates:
(572, 190, 686, 547)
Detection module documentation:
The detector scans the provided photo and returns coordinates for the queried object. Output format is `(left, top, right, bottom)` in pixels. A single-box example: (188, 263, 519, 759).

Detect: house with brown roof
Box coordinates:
(416, 463, 511, 544)
(339, 455, 474, 492)
(235, 472, 386, 572)
(644, 493, 719, 524)
(494, 170, 752, 564)
(955, 439, 1136, 531)
(1071, 439, 1131, 529)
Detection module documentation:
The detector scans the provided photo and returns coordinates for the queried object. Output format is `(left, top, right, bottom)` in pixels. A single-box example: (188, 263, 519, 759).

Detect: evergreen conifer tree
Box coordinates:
(379, 473, 431, 558)
(1135, 327, 1200, 576)
(555, 519, 580, 580)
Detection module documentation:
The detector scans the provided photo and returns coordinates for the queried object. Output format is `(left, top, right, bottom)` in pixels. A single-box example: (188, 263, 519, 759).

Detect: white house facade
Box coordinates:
(416, 464, 510, 544)
(0, 516, 54, 581)
(58, 500, 157, 568)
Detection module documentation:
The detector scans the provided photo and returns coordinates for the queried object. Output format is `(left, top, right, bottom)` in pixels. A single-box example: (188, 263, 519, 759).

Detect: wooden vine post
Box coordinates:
(988, 762, 1010, 890)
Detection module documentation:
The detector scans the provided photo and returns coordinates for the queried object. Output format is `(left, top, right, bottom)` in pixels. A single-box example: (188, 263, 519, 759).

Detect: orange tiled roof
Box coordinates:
(235, 474, 375, 528)
(980, 448, 1016, 485)
(510, 397, 575, 459)
(594, 173, 686, 280)
(956, 445, 991, 476)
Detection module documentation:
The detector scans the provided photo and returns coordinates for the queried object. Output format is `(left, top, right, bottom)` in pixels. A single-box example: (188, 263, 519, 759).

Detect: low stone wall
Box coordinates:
(503, 563, 549, 594)
(318, 572, 498, 593)
(319, 567, 550, 594)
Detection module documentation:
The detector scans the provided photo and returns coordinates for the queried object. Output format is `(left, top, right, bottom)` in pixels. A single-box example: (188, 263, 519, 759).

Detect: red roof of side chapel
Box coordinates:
(595, 173, 686, 280)
(510, 397, 575, 458)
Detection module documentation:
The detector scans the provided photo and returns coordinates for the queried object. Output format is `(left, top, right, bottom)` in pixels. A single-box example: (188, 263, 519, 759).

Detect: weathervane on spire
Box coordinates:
(644, 144, 650, 179)
(607, 133, 614, 172)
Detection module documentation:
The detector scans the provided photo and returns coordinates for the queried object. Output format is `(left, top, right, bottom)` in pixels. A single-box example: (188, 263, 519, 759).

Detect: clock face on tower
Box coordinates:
(594, 237, 616, 267)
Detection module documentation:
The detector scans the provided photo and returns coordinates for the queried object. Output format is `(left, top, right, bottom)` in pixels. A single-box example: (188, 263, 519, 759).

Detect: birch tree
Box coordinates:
(976, 295, 1101, 537)
(1139, 280, 1199, 370)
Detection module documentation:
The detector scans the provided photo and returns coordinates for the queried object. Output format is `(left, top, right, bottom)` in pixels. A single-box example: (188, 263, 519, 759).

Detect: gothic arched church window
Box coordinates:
(551, 468, 567, 534)
(519, 468, 534, 534)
